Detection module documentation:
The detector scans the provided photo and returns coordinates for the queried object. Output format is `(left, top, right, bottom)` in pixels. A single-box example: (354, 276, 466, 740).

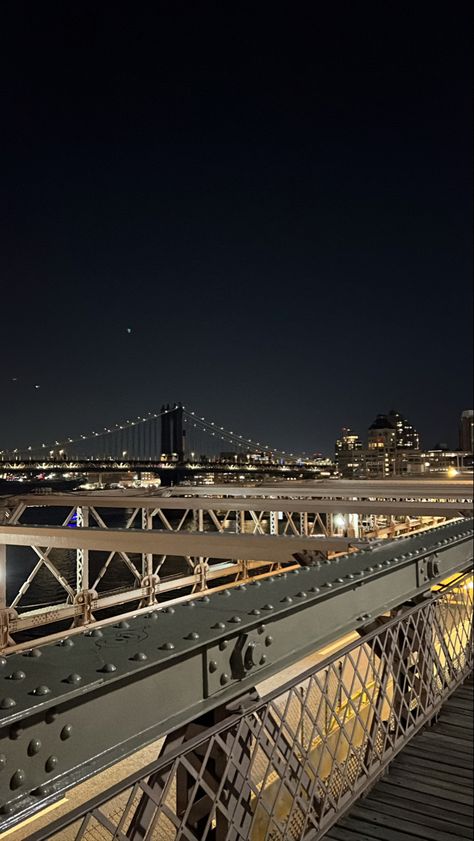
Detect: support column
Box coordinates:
(76, 506, 89, 592)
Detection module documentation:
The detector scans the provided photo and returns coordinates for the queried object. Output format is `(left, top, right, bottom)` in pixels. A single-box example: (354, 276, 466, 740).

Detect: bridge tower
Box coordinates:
(160, 404, 172, 457)
(172, 402, 185, 461)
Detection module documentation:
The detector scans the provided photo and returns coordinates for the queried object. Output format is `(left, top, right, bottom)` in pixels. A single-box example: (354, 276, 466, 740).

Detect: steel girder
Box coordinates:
(0, 518, 472, 825)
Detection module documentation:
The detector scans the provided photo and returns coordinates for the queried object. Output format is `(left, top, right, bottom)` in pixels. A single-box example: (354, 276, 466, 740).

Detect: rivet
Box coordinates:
(262, 604, 274, 610)
(250, 580, 261, 587)
(88, 629, 103, 637)
(60, 724, 73, 740)
(219, 590, 231, 597)
(0, 658, 7, 667)
(10, 769, 25, 790)
(229, 616, 242, 623)
(32, 785, 48, 797)
(346, 574, 355, 580)
(159, 643, 175, 651)
(220, 673, 230, 685)
(65, 673, 82, 685)
(185, 632, 200, 641)
(58, 638, 74, 647)
(184, 601, 196, 608)
(296, 591, 307, 598)
(212, 622, 226, 630)
(258, 624, 266, 633)
(45, 710, 58, 724)
(250, 608, 261, 616)
(309, 586, 320, 593)
(9, 726, 23, 740)
(0, 754, 6, 769)
(24, 649, 41, 658)
(115, 621, 130, 629)
(32, 685, 51, 696)
(28, 739, 42, 756)
(8, 671, 26, 681)
(0, 698, 16, 709)
(259, 655, 267, 665)
(198, 596, 210, 603)
(100, 663, 117, 672)
(324, 582, 333, 588)
(336, 578, 344, 583)
(237, 584, 247, 591)
(268, 577, 275, 583)
(290, 569, 300, 575)
(150, 612, 159, 620)
(45, 756, 58, 773)
(281, 596, 293, 603)
(131, 652, 148, 661)
(163, 607, 175, 614)
(219, 640, 229, 651)
(265, 636, 273, 646)
(209, 660, 218, 673)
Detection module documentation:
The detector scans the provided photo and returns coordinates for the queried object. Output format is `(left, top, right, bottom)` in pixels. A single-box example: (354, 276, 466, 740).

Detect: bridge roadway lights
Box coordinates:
(0, 519, 472, 828)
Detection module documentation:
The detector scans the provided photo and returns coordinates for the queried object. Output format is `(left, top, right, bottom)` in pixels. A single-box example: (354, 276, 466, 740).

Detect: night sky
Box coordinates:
(1, 4, 472, 455)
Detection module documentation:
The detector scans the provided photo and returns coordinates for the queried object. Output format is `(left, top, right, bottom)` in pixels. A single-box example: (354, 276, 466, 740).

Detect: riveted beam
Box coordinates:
(0, 519, 471, 826)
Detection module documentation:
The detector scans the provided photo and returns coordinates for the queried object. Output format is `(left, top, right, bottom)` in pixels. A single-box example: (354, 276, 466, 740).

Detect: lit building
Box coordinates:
(335, 428, 364, 478)
(459, 410, 474, 452)
(388, 409, 420, 450)
(367, 415, 397, 451)
(364, 448, 393, 477)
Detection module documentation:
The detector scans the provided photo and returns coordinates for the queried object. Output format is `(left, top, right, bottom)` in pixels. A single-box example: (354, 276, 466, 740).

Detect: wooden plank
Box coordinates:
(358, 795, 472, 838)
(392, 756, 472, 785)
(324, 826, 396, 841)
(347, 803, 461, 841)
(420, 730, 473, 754)
(337, 815, 421, 841)
(370, 783, 473, 822)
(440, 713, 474, 729)
(387, 766, 471, 795)
(426, 724, 472, 743)
(403, 743, 473, 770)
(379, 771, 473, 805)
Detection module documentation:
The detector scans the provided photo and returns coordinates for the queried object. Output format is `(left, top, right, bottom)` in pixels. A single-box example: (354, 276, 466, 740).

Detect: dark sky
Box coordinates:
(1, 3, 472, 455)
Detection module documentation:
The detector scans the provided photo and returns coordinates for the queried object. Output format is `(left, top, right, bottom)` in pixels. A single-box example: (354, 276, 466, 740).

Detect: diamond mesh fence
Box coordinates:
(32, 572, 473, 841)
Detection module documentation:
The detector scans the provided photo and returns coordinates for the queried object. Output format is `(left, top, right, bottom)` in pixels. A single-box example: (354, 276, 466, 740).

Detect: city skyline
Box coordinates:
(1, 5, 472, 455)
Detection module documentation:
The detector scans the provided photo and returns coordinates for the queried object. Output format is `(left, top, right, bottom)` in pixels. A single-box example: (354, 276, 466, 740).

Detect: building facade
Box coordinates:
(335, 429, 364, 478)
(459, 410, 474, 452)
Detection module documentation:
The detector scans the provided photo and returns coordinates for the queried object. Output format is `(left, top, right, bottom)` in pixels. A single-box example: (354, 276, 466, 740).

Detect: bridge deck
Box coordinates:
(325, 675, 474, 841)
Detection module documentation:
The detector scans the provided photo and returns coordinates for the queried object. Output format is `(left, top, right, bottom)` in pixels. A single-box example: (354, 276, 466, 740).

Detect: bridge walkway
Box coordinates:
(324, 675, 473, 841)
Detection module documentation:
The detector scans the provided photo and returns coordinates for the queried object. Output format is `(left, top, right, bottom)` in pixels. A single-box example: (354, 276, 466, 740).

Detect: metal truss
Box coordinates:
(0, 520, 471, 827)
(23, 570, 473, 841)
(0, 488, 467, 650)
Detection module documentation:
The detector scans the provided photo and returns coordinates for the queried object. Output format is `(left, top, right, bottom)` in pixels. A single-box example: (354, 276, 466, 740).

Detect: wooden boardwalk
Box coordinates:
(325, 676, 473, 841)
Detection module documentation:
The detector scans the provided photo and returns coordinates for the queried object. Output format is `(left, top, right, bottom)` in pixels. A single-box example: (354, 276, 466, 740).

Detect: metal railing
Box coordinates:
(0, 493, 459, 651)
(29, 570, 473, 841)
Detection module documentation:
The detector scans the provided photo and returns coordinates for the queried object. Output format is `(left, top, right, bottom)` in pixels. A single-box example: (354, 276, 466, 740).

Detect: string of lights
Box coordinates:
(5, 405, 303, 460)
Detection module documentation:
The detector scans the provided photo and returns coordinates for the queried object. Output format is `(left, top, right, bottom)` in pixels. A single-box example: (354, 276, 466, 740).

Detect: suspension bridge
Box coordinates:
(0, 404, 308, 465)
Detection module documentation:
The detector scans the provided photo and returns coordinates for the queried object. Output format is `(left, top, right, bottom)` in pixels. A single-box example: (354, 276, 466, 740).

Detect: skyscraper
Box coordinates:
(387, 410, 420, 450)
(335, 428, 363, 478)
(459, 410, 474, 452)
